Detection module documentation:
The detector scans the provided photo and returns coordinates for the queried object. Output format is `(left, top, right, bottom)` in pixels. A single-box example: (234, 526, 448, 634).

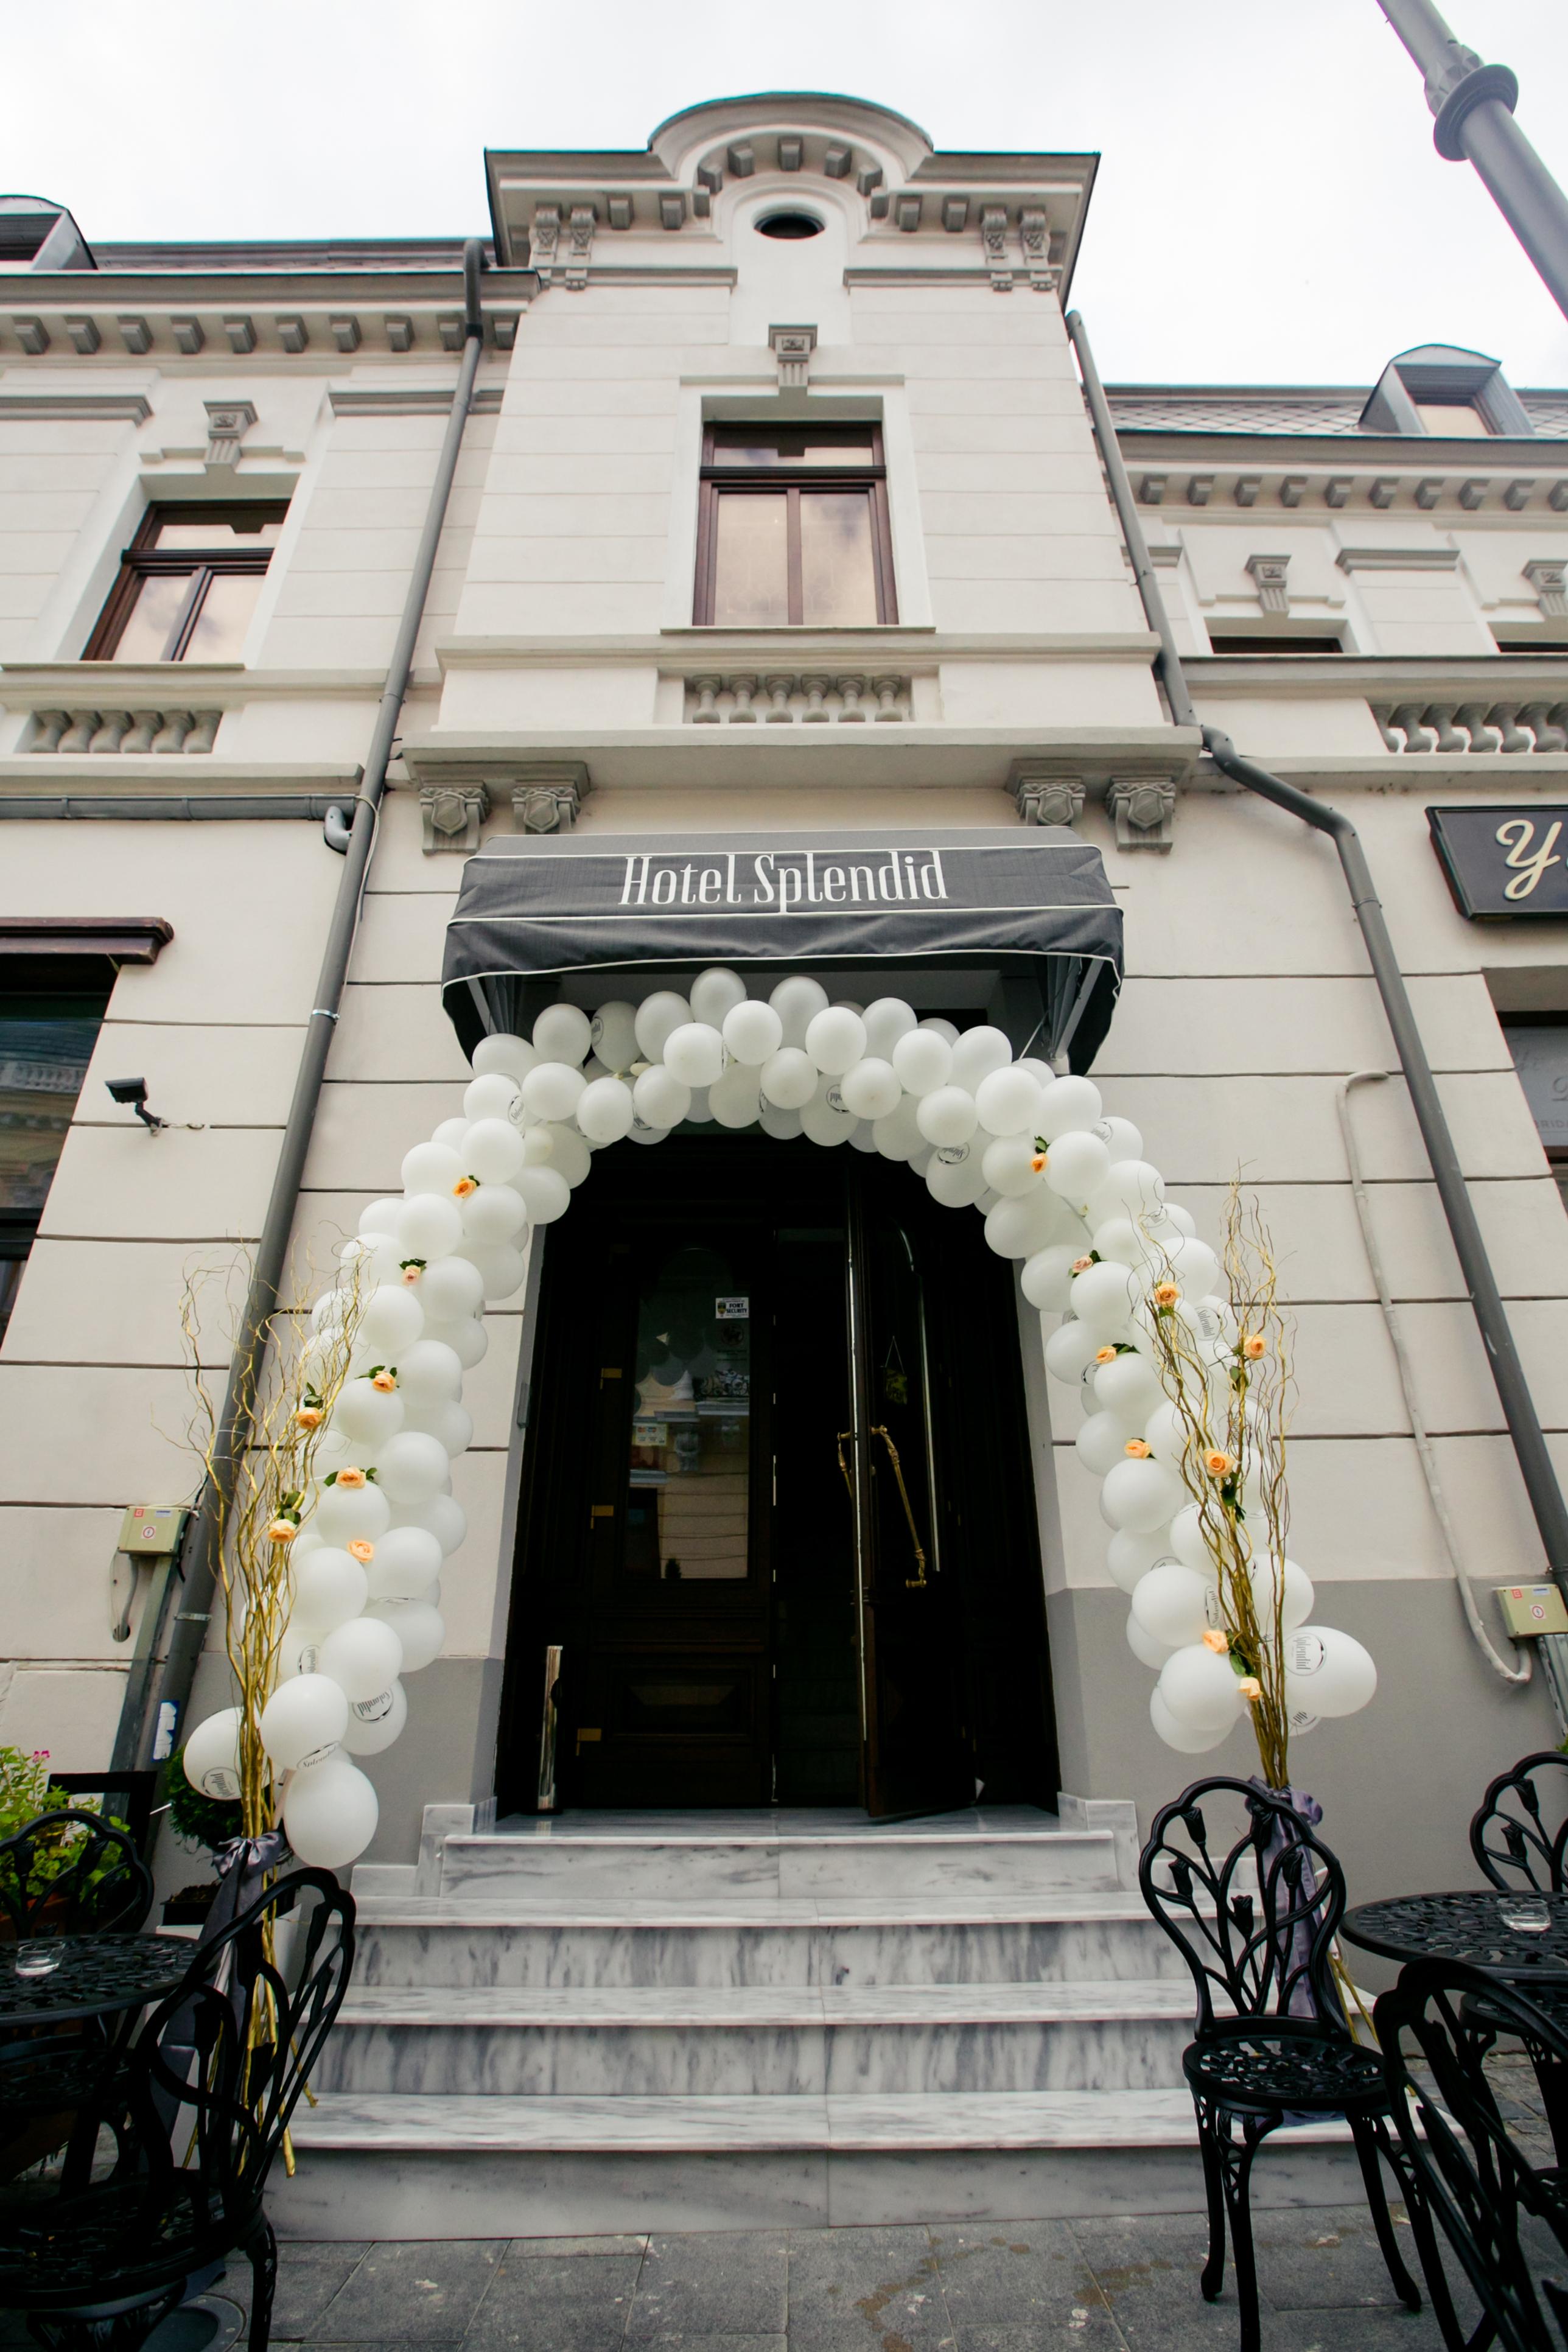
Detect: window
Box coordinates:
(1207, 633, 1344, 655)
(0, 973, 109, 1343)
(85, 503, 288, 662)
(695, 426, 896, 627)
(1502, 1018, 1568, 1214)
(1413, 401, 1491, 438)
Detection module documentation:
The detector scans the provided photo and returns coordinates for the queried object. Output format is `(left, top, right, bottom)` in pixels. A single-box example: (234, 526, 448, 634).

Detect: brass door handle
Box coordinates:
(870, 1424, 930, 1589)
(836, 1430, 854, 1503)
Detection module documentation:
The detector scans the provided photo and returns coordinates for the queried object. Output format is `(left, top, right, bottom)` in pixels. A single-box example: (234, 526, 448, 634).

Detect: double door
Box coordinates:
(500, 1133, 1055, 1816)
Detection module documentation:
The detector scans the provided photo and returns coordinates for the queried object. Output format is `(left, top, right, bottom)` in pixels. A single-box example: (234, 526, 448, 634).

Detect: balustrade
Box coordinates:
(684, 672, 911, 723)
(27, 707, 222, 754)
(1373, 700, 1568, 754)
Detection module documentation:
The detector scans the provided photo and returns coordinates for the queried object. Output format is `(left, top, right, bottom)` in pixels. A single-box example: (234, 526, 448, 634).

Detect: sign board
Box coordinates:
(1428, 805, 1568, 919)
(1496, 1583, 1568, 1637)
(116, 1504, 187, 1555)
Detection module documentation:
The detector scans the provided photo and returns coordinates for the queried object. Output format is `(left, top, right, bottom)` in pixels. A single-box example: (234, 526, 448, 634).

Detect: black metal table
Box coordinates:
(1, 1933, 192, 2188)
(1341, 1889, 1568, 1982)
(0, 1933, 189, 2028)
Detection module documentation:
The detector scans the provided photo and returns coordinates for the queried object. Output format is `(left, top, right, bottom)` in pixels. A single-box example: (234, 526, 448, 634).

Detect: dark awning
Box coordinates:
(441, 827, 1122, 1072)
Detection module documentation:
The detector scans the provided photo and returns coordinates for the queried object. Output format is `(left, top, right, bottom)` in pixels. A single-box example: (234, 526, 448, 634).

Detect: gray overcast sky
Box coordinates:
(10, 0, 1568, 389)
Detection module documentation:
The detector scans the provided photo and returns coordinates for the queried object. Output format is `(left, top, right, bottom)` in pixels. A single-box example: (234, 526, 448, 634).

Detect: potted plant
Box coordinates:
(157, 1749, 242, 1926)
(0, 1746, 135, 1936)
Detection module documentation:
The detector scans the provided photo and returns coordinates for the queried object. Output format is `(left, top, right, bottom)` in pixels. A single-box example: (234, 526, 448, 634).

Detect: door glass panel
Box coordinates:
(111, 573, 191, 661)
(712, 492, 789, 625)
(183, 570, 264, 660)
(628, 1242, 750, 1579)
(799, 489, 878, 625)
(153, 517, 284, 547)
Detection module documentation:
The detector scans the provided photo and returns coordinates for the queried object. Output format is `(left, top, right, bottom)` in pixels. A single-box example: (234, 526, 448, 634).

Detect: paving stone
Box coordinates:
(306, 2241, 504, 2342)
(465, 2249, 643, 2352)
(629, 2233, 786, 2340)
(785, 2225, 953, 2352)
(509, 2236, 649, 2259)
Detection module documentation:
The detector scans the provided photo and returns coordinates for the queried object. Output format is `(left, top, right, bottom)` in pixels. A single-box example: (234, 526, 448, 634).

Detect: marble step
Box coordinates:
(312, 1978, 1191, 2098)
(437, 1825, 1121, 1903)
(275, 2088, 1360, 2237)
(351, 1895, 1186, 1992)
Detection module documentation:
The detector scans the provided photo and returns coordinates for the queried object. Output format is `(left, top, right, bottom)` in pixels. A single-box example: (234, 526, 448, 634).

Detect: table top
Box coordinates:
(0, 1932, 191, 2025)
(1341, 1889, 1568, 1979)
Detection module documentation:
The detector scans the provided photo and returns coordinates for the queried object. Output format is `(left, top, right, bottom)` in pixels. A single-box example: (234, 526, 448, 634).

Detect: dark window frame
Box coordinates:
(693, 425, 897, 626)
(83, 502, 288, 662)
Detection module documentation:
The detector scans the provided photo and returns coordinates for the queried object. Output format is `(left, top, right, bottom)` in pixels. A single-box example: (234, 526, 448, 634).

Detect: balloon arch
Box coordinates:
(184, 965, 1376, 1867)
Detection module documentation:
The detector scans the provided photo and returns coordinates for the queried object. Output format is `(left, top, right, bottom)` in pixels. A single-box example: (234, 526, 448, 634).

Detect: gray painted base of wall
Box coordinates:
(1048, 1576, 1561, 1942)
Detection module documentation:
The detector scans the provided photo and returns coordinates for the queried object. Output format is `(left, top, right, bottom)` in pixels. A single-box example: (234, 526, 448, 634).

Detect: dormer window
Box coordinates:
(695, 426, 896, 626)
(1412, 400, 1491, 438)
(1362, 345, 1533, 437)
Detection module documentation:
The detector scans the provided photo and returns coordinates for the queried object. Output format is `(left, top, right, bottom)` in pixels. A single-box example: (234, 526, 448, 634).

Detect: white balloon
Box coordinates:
(1163, 1203, 1198, 1239)
(364, 1598, 444, 1672)
(418, 1256, 486, 1323)
(984, 1191, 1062, 1260)
(1143, 1400, 1187, 1463)
(259, 1673, 348, 1771)
(1043, 1131, 1113, 1205)
(341, 1679, 408, 1756)
(463, 1073, 522, 1125)
(1170, 1505, 1217, 1575)
(1043, 1319, 1102, 1385)
(331, 1378, 404, 1448)
(1038, 1076, 1104, 1143)
(521, 1062, 586, 1124)
(634, 992, 694, 1062)
(432, 1119, 469, 1161)
(761, 1047, 817, 1109)
(1069, 1259, 1139, 1339)
(463, 1118, 526, 1184)
(365, 1524, 444, 1599)
(589, 1001, 639, 1074)
(1167, 1238, 1222, 1299)
(872, 1097, 925, 1161)
(710, 1064, 762, 1129)
(690, 967, 747, 1029)
(1107, 1527, 1177, 1594)
(839, 1058, 902, 1121)
(535, 1124, 592, 1186)
(532, 1003, 592, 1066)
(357, 1198, 404, 1240)
(1101, 1455, 1186, 1532)
(401, 1141, 464, 1197)
(359, 1284, 425, 1356)
(576, 1076, 636, 1144)
(183, 1707, 243, 1802)
(664, 1022, 727, 1089)
(1094, 1115, 1145, 1162)
(916, 1087, 979, 1148)
(283, 1754, 379, 1868)
(1127, 1612, 1177, 1670)
(377, 1431, 450, 1505)
(515, 1167, 570, 1226)
(463, 1244, 527, 1301)
(927, 1149, 989, 1208)
(399, 1493, 467, 1557)
(396, 1193, 464, 1262)
(801, 1087, 856, 1148)
(1089, 1160, 1167, 1225)
(319, 1614, 404, 1702)
(769, 975, 830, 1046)
(1283, 1626, 1377, 1718)
(423, 1314, 488, 1368)
(634, 1065, 691, 1130)
(471, 1033, 536, 1083)
(396, 1339, 463, 1407)
(1151, 1688, 1234, 1755)
(404, 1398, 474, 1457)
(1021, 1244, 1076, 1313)
(312, 1477, 391, 1547)
(975, 1066, 1045, 1138)
(292, 1547, 370, 1633)
(722, 999, 783, 1066)
(983, 1136, 1045, 1197)
(950, 1026, 1013, 1093)
(1157, 1643, 1243, 1733)
(804, 1006, 867, 1076)
(919, 1017, 960, 1043)
(1094, 1350, 1164, 1423)
(463, 1183, 527, 1244)
(758, 1104, 803, 1141)
(862, 997, 917, 1059)
(1250, 1554, 1315, 1634)
(1132, 1563, 1216, 1650)
(1076, 1412, 1145, 1477)
(340, 1234, 399, 1288)
(892, 1028, 952, 1097)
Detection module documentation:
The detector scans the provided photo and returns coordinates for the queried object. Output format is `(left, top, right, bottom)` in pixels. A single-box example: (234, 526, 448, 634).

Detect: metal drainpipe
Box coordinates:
(116, 240, 489, 1774)
(1065, 304, 1568, 1607)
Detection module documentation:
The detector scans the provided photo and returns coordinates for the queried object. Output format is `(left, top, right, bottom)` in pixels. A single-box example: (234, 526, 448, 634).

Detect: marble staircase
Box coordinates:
(277, 1807, 1359, 2237)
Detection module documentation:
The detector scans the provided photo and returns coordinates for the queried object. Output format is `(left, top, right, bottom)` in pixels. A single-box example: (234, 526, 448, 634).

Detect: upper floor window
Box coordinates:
(85, 503, 288, 662)
(695, 427, 896, 627)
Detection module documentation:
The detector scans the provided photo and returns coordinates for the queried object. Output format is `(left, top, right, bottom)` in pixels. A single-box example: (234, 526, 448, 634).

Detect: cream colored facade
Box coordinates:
(2, 92, 1567, 1902)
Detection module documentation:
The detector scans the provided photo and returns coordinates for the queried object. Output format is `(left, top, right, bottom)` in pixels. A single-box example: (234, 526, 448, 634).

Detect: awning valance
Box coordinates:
(441, 827, 1122, 1071)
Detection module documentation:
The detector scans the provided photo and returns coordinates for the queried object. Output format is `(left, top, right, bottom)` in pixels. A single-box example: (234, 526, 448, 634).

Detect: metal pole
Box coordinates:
(116, 241, 490, 1774)
(1378, 0, 1568, 323)
(1066, 303, 1568, 1600)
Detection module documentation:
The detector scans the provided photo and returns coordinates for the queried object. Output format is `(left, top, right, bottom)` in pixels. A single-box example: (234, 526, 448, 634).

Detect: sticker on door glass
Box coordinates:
(715, 1296, 749, 1320)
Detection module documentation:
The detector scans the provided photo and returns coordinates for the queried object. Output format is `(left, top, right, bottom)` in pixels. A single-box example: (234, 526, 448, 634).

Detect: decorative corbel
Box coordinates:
(1012, 765, 1085, 828)
(530, 206, 561, 284)
(979, 206, 1013, 292)
(203, 400, 257, 467)
(1524, 558, 1568, 620)
(1245, 553, 1291, 615)
(1018, 210, 1057, 294)
(509, 761, 590, 834)
(565, 206, 596, 291)
(1106, 777, 1177, 852)
(769, 323, 817, 390)
(419, 783, 489, 855)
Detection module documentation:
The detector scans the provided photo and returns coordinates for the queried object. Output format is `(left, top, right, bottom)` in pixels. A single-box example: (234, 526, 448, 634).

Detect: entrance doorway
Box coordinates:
(497, 1133, 1057, 1817)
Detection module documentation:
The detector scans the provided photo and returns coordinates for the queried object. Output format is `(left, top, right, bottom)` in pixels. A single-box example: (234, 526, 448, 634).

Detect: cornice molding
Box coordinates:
(1335, 547, 1463, 572)
(0, 392, 151, 422)
(1190, 653, 1568, 695)
(432, 629, 1161, 669)
(327, 384, 505, 416)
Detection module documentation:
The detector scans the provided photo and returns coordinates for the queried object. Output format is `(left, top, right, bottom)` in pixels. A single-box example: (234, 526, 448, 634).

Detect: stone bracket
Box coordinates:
(1524, 558, 1568, 620)
(1246, 553, 1291, 615)
(203, 398, 257, 467)
(511, 761, 589, 833)
(1012, 765, 1085, 828)
(419, 782, 490, 854)
(769, 323, 817, 390)
(1107, 775, 1177, 851)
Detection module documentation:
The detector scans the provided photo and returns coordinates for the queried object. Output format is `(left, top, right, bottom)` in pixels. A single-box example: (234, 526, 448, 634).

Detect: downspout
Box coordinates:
(1066, 305, 1568, 1689)
(116, 240, 489, 1774)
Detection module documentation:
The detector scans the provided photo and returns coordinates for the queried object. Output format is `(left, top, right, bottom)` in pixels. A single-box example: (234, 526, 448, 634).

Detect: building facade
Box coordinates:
(3, 89, 1568, 1972)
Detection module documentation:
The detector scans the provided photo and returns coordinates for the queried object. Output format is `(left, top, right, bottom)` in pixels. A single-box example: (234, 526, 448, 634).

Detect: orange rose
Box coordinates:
(1243, 1334, 1265, 1361)
(1205, 1449, 1234, 1479)
(401, 1264, 423, 1286)
(1124, 1438, 1152, 1459)
(294, 1406, 323, 1431)
(1094, 1345, 1118, 1365)
(336, 1466, 367, 1491)
(1031, 1153, 1047, 1174)
(453, 1175, 479, 1198)
(1202, 1628, 1230, 1656)
(1153, 1281, 1181, 1307)
(347, 1538, 375, 1564)
(1071, 1256, 1094, 1275)
(371, 1370, 397, 1393)
(1236, 1676, 1263, 1703)
(265, 1516, 297, 1545)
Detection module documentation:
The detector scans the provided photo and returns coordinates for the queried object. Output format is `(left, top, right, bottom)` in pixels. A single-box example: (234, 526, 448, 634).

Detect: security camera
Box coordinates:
(105, 1077, 166, 1132)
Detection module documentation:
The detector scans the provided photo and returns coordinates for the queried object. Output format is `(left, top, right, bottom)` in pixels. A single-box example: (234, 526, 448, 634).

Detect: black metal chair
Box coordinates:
(0, 1864, 355, 2352)
(1376, 1956, 1568, 2352)
(1469, 1752, 1568, 2166)
(1139, 1775, 1423, 2352)
(0, 1809, 153, 1940)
